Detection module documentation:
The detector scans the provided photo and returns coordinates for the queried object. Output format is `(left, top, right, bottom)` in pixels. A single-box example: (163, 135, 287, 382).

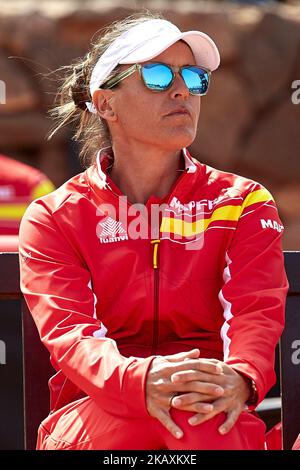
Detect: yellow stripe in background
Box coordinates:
(0, 203, 28, 220)
(161, 189, 274, 237)
(31, 179, 55, 201)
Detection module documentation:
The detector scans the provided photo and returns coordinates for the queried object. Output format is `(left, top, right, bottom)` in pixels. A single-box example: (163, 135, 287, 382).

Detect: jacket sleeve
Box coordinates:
(218, 184, 289, 406)
(19, 199, 155, 418)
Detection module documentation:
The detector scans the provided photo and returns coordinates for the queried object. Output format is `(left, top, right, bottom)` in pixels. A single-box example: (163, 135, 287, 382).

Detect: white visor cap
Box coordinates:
(87, 19, 220, 113)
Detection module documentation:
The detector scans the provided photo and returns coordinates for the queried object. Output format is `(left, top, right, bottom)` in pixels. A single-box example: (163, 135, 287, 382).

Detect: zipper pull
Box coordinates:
(151, 239, 160, 269)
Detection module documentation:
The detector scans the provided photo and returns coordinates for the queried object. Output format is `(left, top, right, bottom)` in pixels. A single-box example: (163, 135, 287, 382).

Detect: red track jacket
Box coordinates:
(19, 148, 289, 418)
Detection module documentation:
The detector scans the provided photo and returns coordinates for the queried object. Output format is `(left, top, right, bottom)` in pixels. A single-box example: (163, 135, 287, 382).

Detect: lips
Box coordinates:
(165, 107, 191, 117)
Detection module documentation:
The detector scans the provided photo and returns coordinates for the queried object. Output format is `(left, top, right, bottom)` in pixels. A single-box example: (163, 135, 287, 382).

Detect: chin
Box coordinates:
(166, 129, 196, 149)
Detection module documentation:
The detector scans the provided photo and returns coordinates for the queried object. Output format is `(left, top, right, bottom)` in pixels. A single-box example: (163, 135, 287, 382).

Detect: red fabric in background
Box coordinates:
(0, 235, 18, 252)
(266, 422, 300, 450)
(265, 422, 282, 450)
(292, 434, 300, 450)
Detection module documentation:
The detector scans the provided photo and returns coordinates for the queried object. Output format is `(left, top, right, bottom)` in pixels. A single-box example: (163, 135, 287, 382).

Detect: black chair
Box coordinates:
(280, 252, 300, 449)
(0, 252, 52, 450)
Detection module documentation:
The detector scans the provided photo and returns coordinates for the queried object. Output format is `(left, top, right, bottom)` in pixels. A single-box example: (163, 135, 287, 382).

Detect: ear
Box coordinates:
(92, 89, 117, 122)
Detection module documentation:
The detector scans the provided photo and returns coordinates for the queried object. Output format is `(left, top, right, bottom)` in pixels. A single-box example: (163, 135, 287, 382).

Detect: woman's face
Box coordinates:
(100, 41, 201, 151)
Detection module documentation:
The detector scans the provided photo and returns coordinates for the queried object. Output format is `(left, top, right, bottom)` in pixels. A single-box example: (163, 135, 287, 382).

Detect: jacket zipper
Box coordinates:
(104, 168, 190, 356)
(148, 169, 189, 355)
(151, 239, 160, 355)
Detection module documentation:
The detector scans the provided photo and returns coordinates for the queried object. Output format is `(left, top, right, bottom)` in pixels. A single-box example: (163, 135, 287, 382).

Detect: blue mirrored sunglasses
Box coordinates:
(101, 62, 211, 96)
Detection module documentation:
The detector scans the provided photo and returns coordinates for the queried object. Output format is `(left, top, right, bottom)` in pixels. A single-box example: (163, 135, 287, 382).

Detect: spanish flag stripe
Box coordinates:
(241, 188, 274, 212)
(161, 190, 273, 237)
(161, 205, 241, 237)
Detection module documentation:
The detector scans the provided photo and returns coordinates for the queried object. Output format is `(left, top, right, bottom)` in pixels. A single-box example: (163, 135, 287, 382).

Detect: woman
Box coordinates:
(19, 12, 289, 450)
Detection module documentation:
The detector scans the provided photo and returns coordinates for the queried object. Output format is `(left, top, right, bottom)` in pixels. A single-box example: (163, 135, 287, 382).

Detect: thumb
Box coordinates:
(164, 348, 200, 363)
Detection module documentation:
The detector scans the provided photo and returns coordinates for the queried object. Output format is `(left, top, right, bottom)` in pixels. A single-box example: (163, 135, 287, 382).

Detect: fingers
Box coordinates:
(164, 349, 200, 363)
(171, 392, 214, 406)
(187, 397, 227, 426)
(170, 379, 225, 397)
(171, 393, 215, 414)
(155, 408, 184, 440)
(170, 358, 223, 376)
(171, 369, 224, 385)
(218, 408, 241, 435)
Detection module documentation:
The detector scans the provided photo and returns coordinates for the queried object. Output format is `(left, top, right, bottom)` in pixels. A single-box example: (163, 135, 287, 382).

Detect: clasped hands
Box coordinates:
(145, 348, 251, 440)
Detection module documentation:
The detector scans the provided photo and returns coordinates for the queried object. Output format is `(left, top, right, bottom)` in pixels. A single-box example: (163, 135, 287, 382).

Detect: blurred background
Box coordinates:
(0, 0, 299, 248)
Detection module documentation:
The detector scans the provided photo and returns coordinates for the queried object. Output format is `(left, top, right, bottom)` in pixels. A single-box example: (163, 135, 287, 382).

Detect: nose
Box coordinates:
(169, 72, 189, 99)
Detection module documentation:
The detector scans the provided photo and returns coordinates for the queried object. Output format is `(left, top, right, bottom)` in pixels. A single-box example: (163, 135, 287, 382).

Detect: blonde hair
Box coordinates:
(47, 10, 164, 168)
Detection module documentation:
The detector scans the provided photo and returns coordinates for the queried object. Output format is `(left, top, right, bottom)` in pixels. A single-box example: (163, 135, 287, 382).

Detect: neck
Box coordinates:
(108, 141, 185, 205)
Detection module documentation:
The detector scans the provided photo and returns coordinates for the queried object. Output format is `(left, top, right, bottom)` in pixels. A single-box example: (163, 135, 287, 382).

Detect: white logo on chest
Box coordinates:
(97, 216, 128, 243)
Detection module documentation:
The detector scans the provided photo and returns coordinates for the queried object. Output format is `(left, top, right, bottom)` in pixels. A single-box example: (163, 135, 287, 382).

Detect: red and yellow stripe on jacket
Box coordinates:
(159, 187, 276, 242)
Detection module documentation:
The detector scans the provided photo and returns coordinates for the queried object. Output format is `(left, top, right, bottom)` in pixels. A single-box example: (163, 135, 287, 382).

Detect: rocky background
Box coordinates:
(0, 0, 299, 249)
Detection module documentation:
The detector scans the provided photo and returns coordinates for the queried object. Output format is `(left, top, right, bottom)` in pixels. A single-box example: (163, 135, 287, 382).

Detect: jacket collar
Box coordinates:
(95, 146, 197, 189)
(86, 146, 203, 206)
